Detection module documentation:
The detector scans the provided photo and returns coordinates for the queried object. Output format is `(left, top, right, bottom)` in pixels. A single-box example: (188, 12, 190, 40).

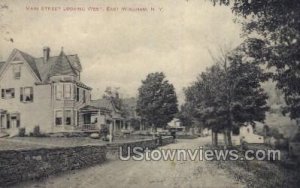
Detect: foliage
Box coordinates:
(128, 119, 141, 130)
(176, 103, 195, 129)
(211, 0, 300, 119)
(33, 125, 41, 137)
(137, 72, 178, 130)
(18, 128, 26, 137)
(103, 87, 123, 111)
(183, 46, 269, 146)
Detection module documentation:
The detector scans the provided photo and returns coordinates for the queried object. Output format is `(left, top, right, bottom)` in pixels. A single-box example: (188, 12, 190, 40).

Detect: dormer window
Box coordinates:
(13, 64, 21, 79)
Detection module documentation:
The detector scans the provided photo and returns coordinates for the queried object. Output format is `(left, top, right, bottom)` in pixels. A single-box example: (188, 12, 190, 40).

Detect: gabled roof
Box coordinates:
(122, 97, 139, 119)
(91, 98, 114, 111)
(122, 97, 137, 108)
(18, 50, 42, 80)
(80, 105, 111, 113)
(47, 51, 77, 78)
(0, 48, 83, 83)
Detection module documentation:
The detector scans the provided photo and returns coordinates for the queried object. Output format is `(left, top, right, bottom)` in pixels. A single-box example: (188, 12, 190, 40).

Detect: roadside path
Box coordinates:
(13, 137, 245, 188)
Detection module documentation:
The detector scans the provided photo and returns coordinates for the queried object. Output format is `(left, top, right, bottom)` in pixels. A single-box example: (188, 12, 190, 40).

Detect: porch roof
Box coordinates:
(79, 105, 111, 114)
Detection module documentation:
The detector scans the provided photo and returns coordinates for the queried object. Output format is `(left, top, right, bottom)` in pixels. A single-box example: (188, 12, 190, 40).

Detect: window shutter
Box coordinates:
(6, 114, 10, 129)
(30, 87, 33, 102)
(17, 114, 20, 128)
(20, 87, 23, 102)
(12, 89, 15, 98)
(74, 86, 77, 100)
(76, 87, 80, 102)
(1, 89, 4, 98)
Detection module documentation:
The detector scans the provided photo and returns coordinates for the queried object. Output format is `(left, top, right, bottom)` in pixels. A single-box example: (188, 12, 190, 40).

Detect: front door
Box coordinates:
(10, 116, 17, 129)
(0, 114, 5, 129)
(9, 113, 20, 129)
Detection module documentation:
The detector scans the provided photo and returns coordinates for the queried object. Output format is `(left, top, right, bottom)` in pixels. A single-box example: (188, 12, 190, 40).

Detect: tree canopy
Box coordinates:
(183, 46, 269, 146)
(211, 0, 300, 120)
(137, 72, 178, 129)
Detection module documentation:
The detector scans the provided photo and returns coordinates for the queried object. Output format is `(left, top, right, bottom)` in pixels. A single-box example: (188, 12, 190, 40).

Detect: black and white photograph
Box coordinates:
(0, 0, 299, 187)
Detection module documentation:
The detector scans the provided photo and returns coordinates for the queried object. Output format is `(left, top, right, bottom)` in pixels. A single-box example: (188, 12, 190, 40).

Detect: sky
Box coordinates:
(0, 0, 243, 104)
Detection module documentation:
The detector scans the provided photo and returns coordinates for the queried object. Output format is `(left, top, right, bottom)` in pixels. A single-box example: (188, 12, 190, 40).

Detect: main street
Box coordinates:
(13, 137, 245, 188)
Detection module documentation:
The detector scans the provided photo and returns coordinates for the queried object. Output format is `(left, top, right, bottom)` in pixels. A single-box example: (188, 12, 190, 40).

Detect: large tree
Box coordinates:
(184, 65, 227, 146)
(211, 0, 300, 121)
(137, 72, 178, 131)
(184, 46, 269, 146)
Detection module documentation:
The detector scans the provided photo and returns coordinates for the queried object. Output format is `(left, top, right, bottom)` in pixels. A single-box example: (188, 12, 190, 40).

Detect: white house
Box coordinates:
(0, 47, 112, 135)
(217, 122, 265, 145)
(238, 122, 264, 144)
(167, 118, 185, 132)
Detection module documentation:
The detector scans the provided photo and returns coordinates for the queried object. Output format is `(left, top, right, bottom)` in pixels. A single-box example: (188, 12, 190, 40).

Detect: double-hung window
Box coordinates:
(55, 110, 63, 126)
(1, 88, 15, 99)
(20, 87, 33, 102)
(55, 84, 63, 100)
(65, 110, 72, 125)
(55, 83, 73, 100)
(13, 64, 21, 79)
(64, 84, 72, 99)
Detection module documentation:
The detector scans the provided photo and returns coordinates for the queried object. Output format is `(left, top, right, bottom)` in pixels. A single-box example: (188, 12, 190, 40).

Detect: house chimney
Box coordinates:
(43, 46, 50, 62)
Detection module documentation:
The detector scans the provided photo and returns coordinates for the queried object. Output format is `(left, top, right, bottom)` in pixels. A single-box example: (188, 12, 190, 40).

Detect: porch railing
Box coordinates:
(81, 124, 98, 131)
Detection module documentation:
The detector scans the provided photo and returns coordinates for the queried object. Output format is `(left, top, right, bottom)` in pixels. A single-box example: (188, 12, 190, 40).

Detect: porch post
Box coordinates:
(97, 110, 101, 129)
(109, 122, 113, 143)
(113, 119, 116, 133)
(127, 121, 130, 130)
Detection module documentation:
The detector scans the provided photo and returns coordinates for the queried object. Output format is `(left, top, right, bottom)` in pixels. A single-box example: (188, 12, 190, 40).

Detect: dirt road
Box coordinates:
(13, 137, 245, 188)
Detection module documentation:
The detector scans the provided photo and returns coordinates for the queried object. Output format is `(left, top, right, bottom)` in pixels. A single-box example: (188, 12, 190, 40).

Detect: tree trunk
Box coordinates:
(152, 123, 156, 138)
(223, 129, 228, 147)
(227, 129, 233, 146)
(224, 128, 232, 147)
(212, 131, 218, 146)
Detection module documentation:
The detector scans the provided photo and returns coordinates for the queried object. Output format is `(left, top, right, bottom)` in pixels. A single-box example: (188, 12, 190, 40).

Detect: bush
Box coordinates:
(268, 128, 283, 139)
(18, 128, 26, 137)
(33, 125, 41, 137)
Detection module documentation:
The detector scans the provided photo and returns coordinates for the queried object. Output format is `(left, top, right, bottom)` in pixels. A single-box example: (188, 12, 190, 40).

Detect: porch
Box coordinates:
(0, 109, 20, 133)
(78, 105, 102, 131)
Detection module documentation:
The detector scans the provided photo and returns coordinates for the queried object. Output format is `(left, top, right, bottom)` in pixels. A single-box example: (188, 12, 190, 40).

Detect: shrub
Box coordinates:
(268, 128, 283, 139)
(33, 125, 41, 137)
(18, 128, 26, 137)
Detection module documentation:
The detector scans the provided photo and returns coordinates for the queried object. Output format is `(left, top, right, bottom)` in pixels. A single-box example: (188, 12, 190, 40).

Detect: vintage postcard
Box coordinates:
(0, 0, 299, 187)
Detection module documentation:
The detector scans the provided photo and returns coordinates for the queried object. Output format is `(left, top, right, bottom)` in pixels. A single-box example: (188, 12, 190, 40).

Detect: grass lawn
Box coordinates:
(0, 138, 55, 150)
(0, 137, 106, 151)
(0, 135, 153, 150)
(207, 145, 300, 188)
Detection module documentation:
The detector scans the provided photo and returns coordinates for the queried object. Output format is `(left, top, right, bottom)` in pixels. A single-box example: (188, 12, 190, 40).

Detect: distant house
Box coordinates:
(122, 97, 146, 131)
(167, 118, 185, 132)
(217, 121, 265, 145)
(239, 122, 264, 144)
(90, 98, 124, 133)
(0, 47, 98, 134)
(90, 97, 147, 133)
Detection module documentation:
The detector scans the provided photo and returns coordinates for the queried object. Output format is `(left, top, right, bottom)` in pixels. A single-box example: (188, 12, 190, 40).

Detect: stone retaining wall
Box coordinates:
(0, 145, 107, 186)
(107, 136, 174, 158)
(161, 136, 175, 146)
(0, 136, 175, 186)
(107, 138, 158, 158)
